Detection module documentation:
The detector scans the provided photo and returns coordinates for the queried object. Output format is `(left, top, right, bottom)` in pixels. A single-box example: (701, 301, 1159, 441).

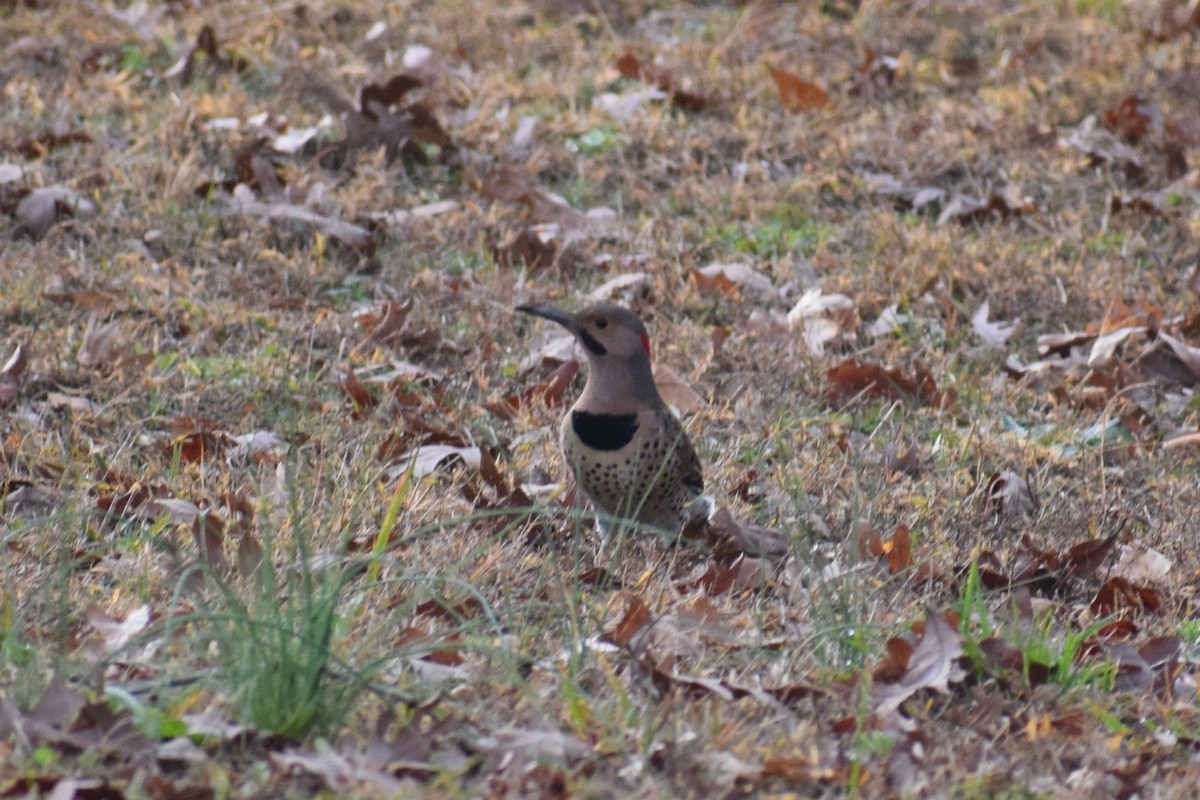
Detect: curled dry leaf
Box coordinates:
(229, 431, 290, 465)
(787, 288, 857, 356)
(492, 226, 557, 272)
(852, 44, 900, 98)
(10, 130, 91, 159)
(193, 510, 228, 572)
(325, 72, 455, 166)
(78, 315, 121, 368)
(368, 198, 460, 230)
(163, 24, 243, 84)
(866, 304, 911, 338)
(0, 342, 26, 407)
(983, 470, 1037, 518)
(397, 444, 483, 479)
(680, 555, 765, 596)
(1061, 115, 1142, 169)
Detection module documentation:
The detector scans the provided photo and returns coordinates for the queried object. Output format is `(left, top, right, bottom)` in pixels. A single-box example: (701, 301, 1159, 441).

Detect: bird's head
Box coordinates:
(516, 303, 658, 404)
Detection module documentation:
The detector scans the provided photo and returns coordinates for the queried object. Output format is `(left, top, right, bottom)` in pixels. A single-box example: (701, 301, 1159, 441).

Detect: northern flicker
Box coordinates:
(516, 303, 705, 535)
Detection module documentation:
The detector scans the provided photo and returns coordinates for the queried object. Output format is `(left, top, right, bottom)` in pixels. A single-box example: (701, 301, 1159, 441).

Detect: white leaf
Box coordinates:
(971, 300, 1018, 347)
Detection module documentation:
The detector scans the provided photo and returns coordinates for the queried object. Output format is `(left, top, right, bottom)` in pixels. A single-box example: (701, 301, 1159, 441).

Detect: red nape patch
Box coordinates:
(641, 334, 651, 356)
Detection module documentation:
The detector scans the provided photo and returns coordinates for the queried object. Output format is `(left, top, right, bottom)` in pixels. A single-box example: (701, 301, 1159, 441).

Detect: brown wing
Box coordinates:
(666, 412, 704, 495)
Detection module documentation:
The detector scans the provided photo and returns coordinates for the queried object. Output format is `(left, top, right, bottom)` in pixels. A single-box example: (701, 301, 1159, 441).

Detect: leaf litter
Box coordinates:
(5, 0, 1200, 796)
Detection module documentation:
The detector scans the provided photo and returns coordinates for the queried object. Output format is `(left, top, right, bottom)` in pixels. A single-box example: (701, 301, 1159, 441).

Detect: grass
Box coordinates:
(1, 0, 1199, 795)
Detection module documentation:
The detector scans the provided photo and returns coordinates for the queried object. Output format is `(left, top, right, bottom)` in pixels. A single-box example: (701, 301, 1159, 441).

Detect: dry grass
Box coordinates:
(3, 0, 1200, 796)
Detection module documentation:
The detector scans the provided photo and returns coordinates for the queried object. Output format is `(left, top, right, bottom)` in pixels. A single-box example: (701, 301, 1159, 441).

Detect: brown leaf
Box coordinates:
(768, 67, 829, 112)
(851, 45, 899, 99)
(1062, 533, 1118, 581)
(691, 267, 741, 298)
(489, 359, 580, 419)
(615, 51, 708, 113)
(884, 525, 913, 572)
(939, 192, 1034, 226)
(476, 166, 540, 204)
(493, 226, 557, 272)
(174, 431, 226, 464)
(681, 556, 764, 596)
(983, 470, 1037, 518)
(356, 299, 412, 343)
(871, 610, 965, 714)
(978, 637, 1026, 676)
(703, 506, 791, 561)
(9, 130, 92, 159)
(42, 289, 115, 311)
(236, 528, 264, 580)
(193, 509, 228, 572)
(824, 358, 953, 409)
(340, 368, 377, 416)
(413, 595, 484, 623)
(360, 74, 423, 116)
(1090, 577, 1163, 616)
(874, 637, 914, 683)
(166, 24, 237, 84)
(1101, 95, 1159, 144)
(325, 72, 453, 166)
(603, 593, 653, 647)
(395, 626, 465, 666)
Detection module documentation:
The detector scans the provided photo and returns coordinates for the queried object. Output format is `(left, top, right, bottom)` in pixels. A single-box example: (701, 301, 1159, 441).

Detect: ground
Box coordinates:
(2, 0, 1200, 797)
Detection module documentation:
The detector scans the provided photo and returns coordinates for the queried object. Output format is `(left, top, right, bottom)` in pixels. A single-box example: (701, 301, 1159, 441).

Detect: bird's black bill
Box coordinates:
(516, 304, 579, 332)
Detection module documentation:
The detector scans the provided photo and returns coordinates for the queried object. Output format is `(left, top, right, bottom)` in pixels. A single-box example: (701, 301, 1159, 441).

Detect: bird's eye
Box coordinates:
(594, 318, 608, 329)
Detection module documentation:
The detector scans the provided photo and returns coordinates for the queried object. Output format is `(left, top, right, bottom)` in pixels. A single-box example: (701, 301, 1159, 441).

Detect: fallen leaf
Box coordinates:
(17, 186, 96, 237)
(652, 363, 704, 416)
(218, 185, 374, 253)
(824, 359, 952, 408)
(1112, 544, 1171, 582)
(398, 444, 483, 479)
(603, 592, 653, 647)
(971, 300, 1018, 348)
(695, 263, 775, 299)
(983, 470, 1037, 517)
(872, 610, 965, 715)
(1101, 95, 1160, 144)
(768, 66, 829, 112)
(787, 289, 857, 355)
(86, 604, 151, 655)
(0, 343, 27, 407)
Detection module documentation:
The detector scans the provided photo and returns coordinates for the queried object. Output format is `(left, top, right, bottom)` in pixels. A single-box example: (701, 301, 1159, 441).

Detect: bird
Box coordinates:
(516, 303, 706, 536)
